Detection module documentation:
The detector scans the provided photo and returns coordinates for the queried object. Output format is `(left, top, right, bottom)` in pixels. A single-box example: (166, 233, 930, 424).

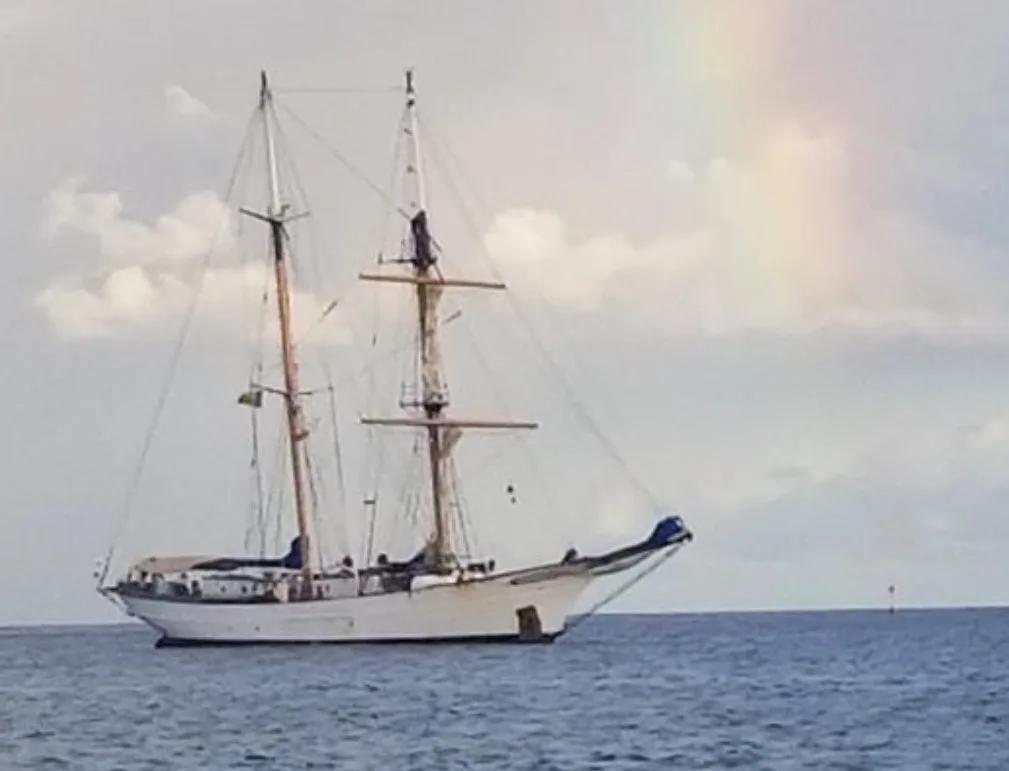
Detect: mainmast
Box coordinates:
(249, 72, 313, 589)
(404, 69, 452, 569)
(360, 69, 537, 573)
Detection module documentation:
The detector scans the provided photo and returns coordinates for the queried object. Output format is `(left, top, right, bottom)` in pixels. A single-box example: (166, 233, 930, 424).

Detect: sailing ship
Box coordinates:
(98, 71, 693, 645)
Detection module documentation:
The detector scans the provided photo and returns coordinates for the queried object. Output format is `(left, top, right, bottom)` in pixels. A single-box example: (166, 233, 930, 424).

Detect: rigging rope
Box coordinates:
(565, 546, 684, 633)
(268, 425, 288, 555)
(244, 215, 272, 557)
(323, 370, 350, 555)
(356, 112, 408, 566)
(96, 108, 259, 589)
(302, 441, 326, 569)
(446, 456, 476, 560)
(434, 290, 572, 549)
(274, 98, 460, 262)
(275, 99, 412, 222)
(374, 106, 409, 265)
(274, 86, 401, 95)
(245, 401, 266, 555)
(417, 111, 661, 511)
(260, 96, 668, 575)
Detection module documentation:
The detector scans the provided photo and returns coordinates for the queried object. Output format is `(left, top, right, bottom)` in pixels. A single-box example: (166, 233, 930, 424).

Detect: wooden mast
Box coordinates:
(403, 69, 452, 570)
(256, 71, 313, 590)
(360, 69, 536, 572)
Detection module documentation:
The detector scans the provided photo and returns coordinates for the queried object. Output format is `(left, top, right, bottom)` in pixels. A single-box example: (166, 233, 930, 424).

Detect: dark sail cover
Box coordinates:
(190, 535, 306, 572)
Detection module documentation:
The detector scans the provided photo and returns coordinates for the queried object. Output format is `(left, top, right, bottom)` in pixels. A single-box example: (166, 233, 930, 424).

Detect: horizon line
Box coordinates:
(2, 601, 1008, 631)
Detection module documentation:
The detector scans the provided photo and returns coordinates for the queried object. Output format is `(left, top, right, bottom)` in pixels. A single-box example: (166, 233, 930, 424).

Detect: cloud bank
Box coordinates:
(484, 123, 1009, 341)
(721, 419, 1009, 569)
(38, 121, 1009, 347)
(34, 177, 341, 343)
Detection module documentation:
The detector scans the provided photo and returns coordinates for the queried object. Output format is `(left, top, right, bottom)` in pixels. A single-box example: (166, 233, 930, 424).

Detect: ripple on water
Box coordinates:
(2, 611, 1009, 770)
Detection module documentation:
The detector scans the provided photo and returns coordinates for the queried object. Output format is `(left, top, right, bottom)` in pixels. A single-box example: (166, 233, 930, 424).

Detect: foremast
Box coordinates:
(361, 70, 537, 572)
(245, 72, 314, 590)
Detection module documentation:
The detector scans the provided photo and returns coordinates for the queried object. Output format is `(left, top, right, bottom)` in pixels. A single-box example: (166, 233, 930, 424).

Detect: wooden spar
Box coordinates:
(258, 71, 313, 589)
(359, 272, 506, 290)
(361, 417, 539, 430)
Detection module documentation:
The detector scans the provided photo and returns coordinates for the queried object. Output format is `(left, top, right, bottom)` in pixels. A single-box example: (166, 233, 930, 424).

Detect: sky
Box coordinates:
(4, 0, 1009, 624)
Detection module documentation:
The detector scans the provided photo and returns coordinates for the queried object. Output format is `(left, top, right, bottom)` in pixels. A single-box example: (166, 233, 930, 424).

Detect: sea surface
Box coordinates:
(1, 609, 1007, 770)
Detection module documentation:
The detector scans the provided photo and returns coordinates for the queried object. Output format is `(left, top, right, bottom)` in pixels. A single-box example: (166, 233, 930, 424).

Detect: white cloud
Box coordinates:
(165, 84, 217, 123)
(483, 122, 1009, 340)
(482, 207, 713, 320)
(42, 177, 233, 265)
(666, 159, 695, 186)
(34, 178, 344, 343)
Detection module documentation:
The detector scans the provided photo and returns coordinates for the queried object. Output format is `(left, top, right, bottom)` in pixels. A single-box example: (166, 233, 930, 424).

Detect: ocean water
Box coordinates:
(1, 609, 1006, 770)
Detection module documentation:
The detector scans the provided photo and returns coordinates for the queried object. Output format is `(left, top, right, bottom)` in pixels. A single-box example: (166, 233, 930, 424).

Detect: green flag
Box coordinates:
(237, 389, 263, 408)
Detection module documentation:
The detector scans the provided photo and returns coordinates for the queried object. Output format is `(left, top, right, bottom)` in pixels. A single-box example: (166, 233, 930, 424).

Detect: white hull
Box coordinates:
(116, 572, 593, 644)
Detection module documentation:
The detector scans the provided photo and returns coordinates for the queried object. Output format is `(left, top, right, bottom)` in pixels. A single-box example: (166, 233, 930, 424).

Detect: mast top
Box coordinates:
(405, 68, 415, 106)
(259, 70, 271, 109)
